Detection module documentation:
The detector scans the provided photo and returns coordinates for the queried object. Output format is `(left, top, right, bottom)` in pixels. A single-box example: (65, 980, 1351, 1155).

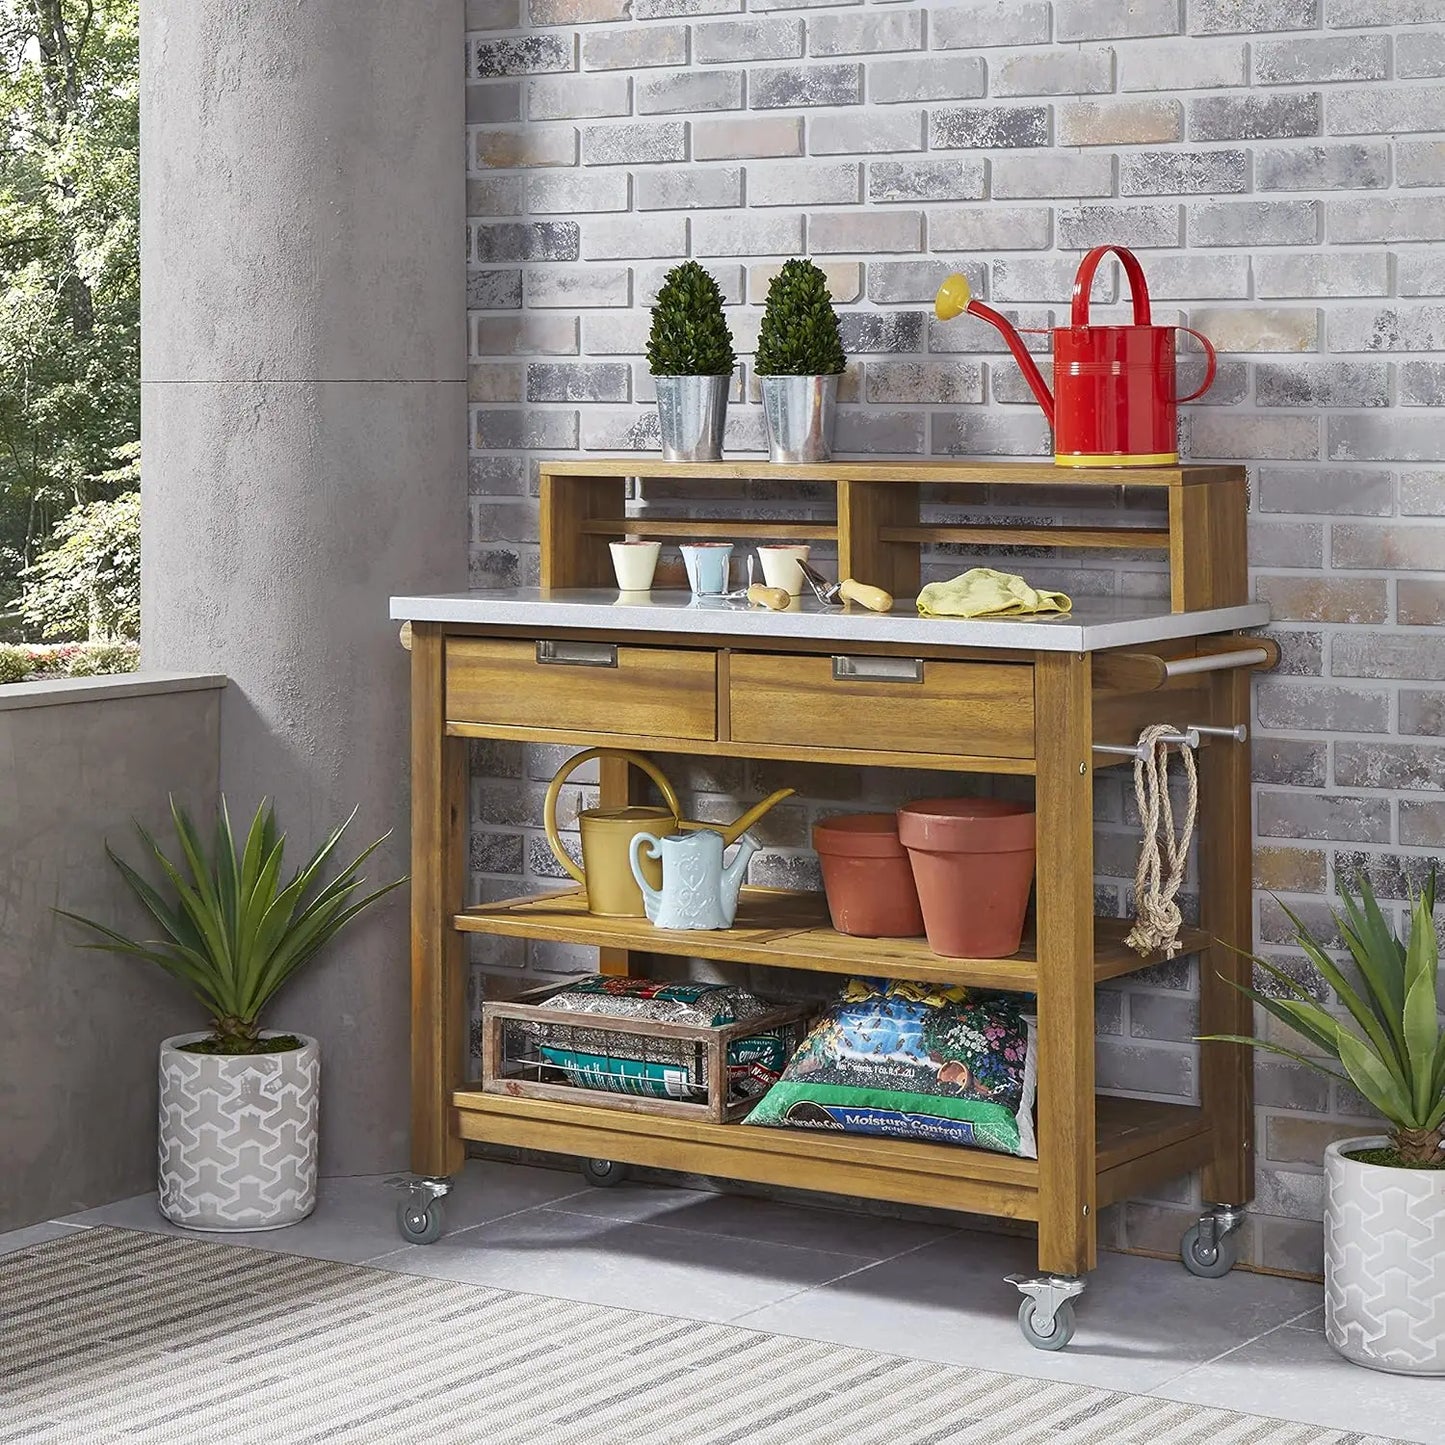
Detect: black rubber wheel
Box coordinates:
(1180, 1222, 1237, 1279)
(579, 1157, 630, 1188)
(397, 1197, 444, 1245)
(1017, 1297, 1076, 1351)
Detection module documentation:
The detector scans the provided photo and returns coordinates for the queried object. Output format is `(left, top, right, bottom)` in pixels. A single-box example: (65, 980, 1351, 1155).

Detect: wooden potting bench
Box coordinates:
(392, 458, 1276, 1349)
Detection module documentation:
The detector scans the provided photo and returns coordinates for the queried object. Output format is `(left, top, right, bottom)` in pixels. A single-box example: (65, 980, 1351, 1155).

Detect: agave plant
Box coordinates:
(1205, 872, 1443, 1167)
(62, 798, 404, 1054)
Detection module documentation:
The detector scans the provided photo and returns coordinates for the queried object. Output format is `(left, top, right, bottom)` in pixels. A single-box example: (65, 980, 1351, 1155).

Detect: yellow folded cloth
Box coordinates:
(916, 567, 1072, 620)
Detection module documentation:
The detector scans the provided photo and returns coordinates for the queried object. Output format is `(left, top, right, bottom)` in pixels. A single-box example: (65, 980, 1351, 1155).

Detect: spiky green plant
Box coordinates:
(61, 798, 404, 1054)
(1203, 871, 1444, 1167)
(646, 261, 737, 377)
(754, 258, 847, 377)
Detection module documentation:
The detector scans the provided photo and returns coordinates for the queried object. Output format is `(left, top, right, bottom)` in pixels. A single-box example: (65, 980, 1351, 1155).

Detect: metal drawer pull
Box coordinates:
(832, 655, 924, 684)
(535, 640, 617, 668)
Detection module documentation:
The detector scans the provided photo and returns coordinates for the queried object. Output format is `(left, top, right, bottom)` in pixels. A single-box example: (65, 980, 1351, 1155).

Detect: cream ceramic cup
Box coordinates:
(609, 540, 661, 591)
(757, 544, 811, 596)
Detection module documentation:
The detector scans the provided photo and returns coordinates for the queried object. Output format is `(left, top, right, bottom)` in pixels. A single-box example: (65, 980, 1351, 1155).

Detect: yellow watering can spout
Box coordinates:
(935, 273, 973, 321)
(715, 789, 795, 845)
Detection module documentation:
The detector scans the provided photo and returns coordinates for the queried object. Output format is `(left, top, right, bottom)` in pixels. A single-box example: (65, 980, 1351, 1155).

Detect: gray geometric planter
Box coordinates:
(158, 1031, 319, 1232)
(1325, 1135, 1445, 1376)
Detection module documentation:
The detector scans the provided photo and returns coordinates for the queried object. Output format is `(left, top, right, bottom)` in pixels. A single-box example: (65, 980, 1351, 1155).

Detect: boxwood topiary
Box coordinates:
(646, 261, 737, 377)
(754, 258, 847, 377)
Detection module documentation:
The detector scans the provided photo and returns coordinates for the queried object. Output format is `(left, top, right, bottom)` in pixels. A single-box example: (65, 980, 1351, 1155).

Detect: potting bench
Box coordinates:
(391, 458, 1275, 1350)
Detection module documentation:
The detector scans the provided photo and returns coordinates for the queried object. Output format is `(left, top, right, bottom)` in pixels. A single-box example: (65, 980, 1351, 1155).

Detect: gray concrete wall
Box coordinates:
(140, 1, 469, 1173)
(0, 675, 223, 1230)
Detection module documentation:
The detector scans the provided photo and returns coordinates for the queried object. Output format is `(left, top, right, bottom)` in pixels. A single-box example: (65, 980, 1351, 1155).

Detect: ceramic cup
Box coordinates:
(757, 544, 811, 596)
(609, 540, 661, 592)
(680, 542, 733, 596)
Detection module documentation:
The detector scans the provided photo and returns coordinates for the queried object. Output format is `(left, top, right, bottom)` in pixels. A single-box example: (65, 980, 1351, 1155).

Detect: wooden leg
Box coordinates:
(1199, 663, 1255, 1205)
(410, 624, 468, 1177)
(596, 749, 634, 979)
(1033, 653, 1097, 1276)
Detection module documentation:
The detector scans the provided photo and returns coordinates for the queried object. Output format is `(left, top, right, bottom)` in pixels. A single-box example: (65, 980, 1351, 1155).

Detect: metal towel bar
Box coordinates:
(1160, 647, 1271, 678)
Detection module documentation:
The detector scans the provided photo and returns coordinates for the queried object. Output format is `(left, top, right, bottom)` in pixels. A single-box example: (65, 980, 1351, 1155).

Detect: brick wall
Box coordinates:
(462, 0, 1445, 1273)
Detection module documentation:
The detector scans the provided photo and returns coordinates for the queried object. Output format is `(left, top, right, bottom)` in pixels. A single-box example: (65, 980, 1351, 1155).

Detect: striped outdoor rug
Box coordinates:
(0, 1227, 1405, 1445)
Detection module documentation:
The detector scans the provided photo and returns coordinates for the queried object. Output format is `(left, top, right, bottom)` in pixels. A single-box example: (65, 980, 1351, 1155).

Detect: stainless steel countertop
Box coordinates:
(391, 589, 1271, 653)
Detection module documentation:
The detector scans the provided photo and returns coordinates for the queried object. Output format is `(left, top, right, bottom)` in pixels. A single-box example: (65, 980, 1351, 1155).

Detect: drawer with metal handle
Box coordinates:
(445, 638, 717, 740)
(729, 651, 1035, 760)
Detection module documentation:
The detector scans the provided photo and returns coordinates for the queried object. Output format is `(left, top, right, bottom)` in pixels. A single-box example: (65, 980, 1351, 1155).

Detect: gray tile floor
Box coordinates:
(3, 1159, 1439, 1445)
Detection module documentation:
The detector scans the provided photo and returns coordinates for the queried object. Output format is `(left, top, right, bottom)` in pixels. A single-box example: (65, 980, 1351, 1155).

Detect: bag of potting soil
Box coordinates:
(744, 978, 1037, 1158)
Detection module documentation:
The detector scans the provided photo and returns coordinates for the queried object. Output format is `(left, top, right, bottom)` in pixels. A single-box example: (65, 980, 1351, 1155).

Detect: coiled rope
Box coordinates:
(1125, 723, 1198, 959)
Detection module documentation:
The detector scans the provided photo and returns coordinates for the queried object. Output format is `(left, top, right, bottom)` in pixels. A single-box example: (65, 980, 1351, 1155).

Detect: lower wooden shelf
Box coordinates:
(454, 886, 1208, 992)
(453, 1087, 1211, 1221)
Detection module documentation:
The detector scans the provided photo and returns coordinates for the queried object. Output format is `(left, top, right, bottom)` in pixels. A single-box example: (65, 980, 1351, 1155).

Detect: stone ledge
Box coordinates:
(0, 671, 227, 713)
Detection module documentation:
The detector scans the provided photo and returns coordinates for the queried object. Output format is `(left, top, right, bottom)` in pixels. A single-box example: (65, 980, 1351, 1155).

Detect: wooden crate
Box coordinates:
(481, 980, 812, 1124)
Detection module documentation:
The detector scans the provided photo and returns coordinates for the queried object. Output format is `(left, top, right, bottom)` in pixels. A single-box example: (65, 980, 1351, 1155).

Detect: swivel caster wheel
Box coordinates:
(1181, 1221, 1239, 1278)
(397, 1196, 445, 1245)
(1017, 1297, 1076, 1352)
(580, 1157, 630, 1188)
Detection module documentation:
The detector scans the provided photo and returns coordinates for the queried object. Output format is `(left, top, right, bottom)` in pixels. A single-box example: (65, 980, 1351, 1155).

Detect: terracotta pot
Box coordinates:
(813, 814, 925, 938)
(897, 799, 1036, 958)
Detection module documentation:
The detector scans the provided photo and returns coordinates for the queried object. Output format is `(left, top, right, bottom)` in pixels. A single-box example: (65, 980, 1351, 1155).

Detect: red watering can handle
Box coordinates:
(1071, 245, 1152, 328)
(1174, 326, 1218, 403)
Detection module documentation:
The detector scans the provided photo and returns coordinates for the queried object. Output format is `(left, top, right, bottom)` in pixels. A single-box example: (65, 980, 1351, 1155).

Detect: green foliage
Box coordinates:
(754, 259, 847, 378)
(0, 2, 139, 606)
(646, 262, 736, 377)
(1203, 871, 1445, 1166)
(61, 798, 405, 1053)
(18, 450, 138, 638)
(0, 637, 137, 681)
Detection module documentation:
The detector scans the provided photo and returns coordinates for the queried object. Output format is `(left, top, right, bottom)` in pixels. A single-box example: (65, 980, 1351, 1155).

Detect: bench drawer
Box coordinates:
(446, 638, 717, 740)
(729, 652, 1034, 759)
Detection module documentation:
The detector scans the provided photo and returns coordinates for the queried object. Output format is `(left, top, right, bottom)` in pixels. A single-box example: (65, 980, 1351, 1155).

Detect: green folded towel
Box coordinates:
(916, 567, 1073, 620)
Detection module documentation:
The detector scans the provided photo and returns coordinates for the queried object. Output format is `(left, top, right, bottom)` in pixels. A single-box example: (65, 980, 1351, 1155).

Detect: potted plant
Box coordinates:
(754, 258, 847, 464)
(63, 798, 402, 1232)
(646, 261, 736, 463)
(1205, 871, 1444, 1375)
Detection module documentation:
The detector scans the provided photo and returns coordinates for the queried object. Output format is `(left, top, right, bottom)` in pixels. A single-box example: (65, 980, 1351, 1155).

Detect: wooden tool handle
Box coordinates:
(838, 578, 894, 613)
(747, 583, 791, 611)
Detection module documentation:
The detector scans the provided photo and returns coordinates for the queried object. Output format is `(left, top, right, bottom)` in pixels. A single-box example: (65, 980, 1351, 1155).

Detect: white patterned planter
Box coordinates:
(1325, 1136, 1445, 1376)
(158, 1032, 319, 1232)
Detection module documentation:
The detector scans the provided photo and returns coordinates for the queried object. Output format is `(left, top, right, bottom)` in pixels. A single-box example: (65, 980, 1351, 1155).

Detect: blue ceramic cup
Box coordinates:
(680, 542, 732, 596)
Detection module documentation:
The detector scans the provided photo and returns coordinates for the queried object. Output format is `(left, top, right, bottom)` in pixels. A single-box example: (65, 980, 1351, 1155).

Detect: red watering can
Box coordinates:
(934, 245, 1217, 469)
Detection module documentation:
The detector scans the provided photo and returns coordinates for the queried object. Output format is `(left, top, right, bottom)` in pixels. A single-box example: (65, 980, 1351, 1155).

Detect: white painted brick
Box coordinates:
(634, 165, 742, 210)
(867, 56, 986, 105)
(750, 63, 863, 109)
(931, 2, 1050, 49)
(580, 120, 688, 165)
(582, 26, 687, 71)
(1397, 32, 1445, 80)
(1059, 98, 1182, 146)
(1193, 0, 1319, 31)
(806, 10, 923, 56)
(810, 110, 925, 155)
(1184, 412, 1321, 460)
(524, 265, 632, 307)
(992, 48, 1115, 98)
(1326, 0, 1437, 22)
(748, 261, 861, 304)
(693, 211, 803, 256)
(867, 259, 976, 305)
(1139, 253, 1252, 300)
(636, 262, 743, 306)
(868, 158, 987, 203)
(1191, 307, 1319, 353)
(473, 125, 578, 169)
(748, 161, 861, 207)
(1329, 306, 1445, 352)
(1330, 197, 1445, 245)
(1329, 85, 1445, 136)
(991, 257, 1116, 304)
(1254, 35, 1389, 84)
(1121, 150, 1247, 195)
(694, 114, 803, 159)
(1186, 199, 1318, 247)
(1057, 203, 1181, 248)
(992, 153, 1115, 199)
(634, 0, 738, 16)
(581, 214, 688, 259)
(692, 17, 802, 63)
(1256, 143, 1388, 192)
(524, 172, 630, 214)
(808, 209, 922, 254)
(637, 69, 744, 115)
(1119, 39, 1246, 91)
(527, 73, 631, 120)
(581, 312, 650, 354)
(1255, 253, 1390, 299)
(1398, 142, 1445, 190)
(932, 205, 1052, 251)
(1057, 0, 1181, 40)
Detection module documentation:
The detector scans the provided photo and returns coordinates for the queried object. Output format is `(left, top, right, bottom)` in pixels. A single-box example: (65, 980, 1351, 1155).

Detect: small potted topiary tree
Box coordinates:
(754, 258, 848, 463)
(647, 261, 737, 463)
(1203, 871, 1445, 1375)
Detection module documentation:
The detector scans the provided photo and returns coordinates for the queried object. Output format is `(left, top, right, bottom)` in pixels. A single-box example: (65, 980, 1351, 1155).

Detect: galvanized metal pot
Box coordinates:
(760, 374, 838, 463)
(655, 374, 729, 462)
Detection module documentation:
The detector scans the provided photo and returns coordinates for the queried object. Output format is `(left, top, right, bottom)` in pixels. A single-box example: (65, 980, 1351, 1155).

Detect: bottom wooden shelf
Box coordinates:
(452, 1087, 1211, 1223)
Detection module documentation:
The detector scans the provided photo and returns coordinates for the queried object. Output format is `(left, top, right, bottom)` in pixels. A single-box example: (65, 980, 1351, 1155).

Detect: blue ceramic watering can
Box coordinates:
(628, 828, 758, 930)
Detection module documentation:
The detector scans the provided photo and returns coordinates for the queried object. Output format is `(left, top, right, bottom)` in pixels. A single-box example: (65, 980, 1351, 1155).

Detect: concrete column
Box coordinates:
(140, 1, 466, 1173)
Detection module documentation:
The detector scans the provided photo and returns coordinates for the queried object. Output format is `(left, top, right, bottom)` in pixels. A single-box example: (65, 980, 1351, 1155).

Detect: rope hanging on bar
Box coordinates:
(1126, 723, 1198, 960)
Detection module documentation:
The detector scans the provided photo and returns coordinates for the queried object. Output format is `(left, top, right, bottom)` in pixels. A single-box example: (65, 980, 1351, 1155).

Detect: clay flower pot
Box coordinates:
(813, 814, 925, 938)
(897, 799, 1036, 958)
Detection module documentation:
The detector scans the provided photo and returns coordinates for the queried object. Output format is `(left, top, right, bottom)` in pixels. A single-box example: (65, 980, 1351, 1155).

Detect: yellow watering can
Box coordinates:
(544, 748, 794, 918)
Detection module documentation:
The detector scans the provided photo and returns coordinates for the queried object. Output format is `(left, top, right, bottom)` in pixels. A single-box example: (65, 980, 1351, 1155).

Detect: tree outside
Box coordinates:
(0, 0, 139, 679)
